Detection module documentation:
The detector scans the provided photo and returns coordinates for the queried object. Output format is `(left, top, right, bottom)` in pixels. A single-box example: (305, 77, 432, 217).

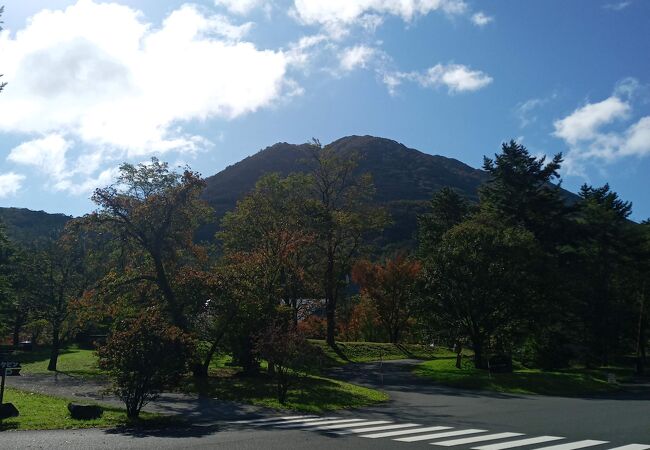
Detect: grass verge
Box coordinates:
(309, 340, 457, 366)
(182, 372, 388, 413)
(413, 357, 619, 396)
(13, 346, 103, 378)
(0, 388, 173, 431)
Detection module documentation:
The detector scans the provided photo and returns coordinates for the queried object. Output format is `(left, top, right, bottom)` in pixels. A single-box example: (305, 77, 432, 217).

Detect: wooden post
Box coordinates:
(0, 367, 6, 405)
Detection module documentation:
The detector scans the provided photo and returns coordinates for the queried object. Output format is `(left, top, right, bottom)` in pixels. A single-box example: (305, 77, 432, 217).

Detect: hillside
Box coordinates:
(0, 207, 72, 246)
(201, 135, 488, 249)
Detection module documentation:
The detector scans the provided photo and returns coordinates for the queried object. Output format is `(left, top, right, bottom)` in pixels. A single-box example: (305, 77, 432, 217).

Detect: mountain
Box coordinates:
(201, 135, 489, 249)
(0, 207, 72, 246)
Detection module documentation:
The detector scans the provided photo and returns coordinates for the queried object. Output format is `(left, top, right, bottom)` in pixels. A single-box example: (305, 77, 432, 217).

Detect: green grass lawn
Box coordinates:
(13, 345, 103, 378)
(182, 372, 388, 413)
(309, 340, 457, 366)
(0, 388, 170, 431)
(413, 357, 620, 396)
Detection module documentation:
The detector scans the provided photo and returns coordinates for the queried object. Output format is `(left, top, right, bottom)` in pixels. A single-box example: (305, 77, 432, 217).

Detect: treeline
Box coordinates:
(0, 140, 648, 415)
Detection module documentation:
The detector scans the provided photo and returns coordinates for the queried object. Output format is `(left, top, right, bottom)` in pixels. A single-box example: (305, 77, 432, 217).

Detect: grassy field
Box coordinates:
(413, 357, 621, 396)
(12, 346, 103, 378)
(0, 388, 170, 431)
(182, 371, 388, 413)
(309, 340, 457, 366)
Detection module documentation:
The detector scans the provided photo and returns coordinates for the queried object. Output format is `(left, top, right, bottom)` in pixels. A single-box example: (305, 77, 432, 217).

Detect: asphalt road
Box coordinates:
(2, 360, 649, 449)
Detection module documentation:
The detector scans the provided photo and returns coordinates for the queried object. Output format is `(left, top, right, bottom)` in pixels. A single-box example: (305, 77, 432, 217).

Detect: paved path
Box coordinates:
(2, 360, 650, 448)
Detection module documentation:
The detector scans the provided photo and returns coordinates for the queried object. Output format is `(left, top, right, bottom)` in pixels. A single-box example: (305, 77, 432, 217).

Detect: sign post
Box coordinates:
(0, 367, 5, 405)
(0, 361, 21, 405)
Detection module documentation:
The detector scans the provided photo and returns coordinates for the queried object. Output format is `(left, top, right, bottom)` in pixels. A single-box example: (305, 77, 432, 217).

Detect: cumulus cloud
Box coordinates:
(471, 12, 493, 26)
(340, 45, 376, 72)
(553, 79, 650, 174)
(0, 172, 25, 198)
(383, 63, 492, 95)
(8, 134, 70, 182)
(291, 0, 468, 35)
(0, 0, 295, 194)
(553, 96, 630, 145)
(214, 0, 266, 15)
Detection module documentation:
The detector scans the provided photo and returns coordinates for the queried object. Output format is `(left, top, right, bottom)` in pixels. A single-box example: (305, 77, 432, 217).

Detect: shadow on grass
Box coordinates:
(182, 371, 386, 413)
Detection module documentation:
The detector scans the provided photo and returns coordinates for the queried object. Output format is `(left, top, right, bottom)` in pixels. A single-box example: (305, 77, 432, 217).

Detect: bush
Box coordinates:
(255, 325, 321, 404)
(97, 309, 194, 418)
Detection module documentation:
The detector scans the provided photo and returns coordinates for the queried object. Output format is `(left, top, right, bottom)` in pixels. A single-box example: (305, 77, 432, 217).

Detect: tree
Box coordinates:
(305, 141, 387, 346)
(35, 228, 88, 371)
(570, 184, 641, 365)
(86, 158, 213, 330)
(219, 173, 316, 327)
(98, 308, 193, 419)
(352, 254, 422, 343)
(418, 187, 470, 257)
(422, 213, 541, 368)
(481, 140, 566, 248)
(254, 323, 319, 404)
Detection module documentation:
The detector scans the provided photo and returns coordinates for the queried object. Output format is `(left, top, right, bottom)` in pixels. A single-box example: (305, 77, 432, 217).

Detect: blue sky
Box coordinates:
(0, 0, 649, 219)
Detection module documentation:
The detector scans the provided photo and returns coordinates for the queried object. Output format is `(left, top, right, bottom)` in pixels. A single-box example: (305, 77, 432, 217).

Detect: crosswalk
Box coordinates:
(228, 415, 650, 449)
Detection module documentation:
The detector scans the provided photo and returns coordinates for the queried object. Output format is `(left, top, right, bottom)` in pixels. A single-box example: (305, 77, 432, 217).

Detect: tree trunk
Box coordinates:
(472, 335, 485, 369)
(12, 322, 21, 347)
(326, 299, 336, 347)
(636, 286, 646, 376)
(48, 323, 61, 372)
(152, 255, 184, 330)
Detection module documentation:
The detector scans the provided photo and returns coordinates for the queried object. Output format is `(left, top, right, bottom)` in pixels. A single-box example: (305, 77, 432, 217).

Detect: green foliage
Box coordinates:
(481, 140, 567, 247)
(0, 208, 70, 247)
(85, 158, 213, 330)
(97, 309, 194, 418)
(254, 325, 321, 403)
(352, 255, 422, 343)
(421, 212, 542, 368)
(418, 187, 470, 255)
(414, 358, 618, 396)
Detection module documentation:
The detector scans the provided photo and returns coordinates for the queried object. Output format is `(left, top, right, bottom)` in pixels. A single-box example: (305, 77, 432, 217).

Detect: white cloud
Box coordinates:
(420, 64, 493, 93)
(603, 1, 632, 11)
(553, 79, 650, 174)
(291, 0, 468, 35)
(0, 172, 25, 198)
(0, 0, 295, 194)
(384, 63, 492, 95)
(553, 96, 630, 145)
(515, 94, 557, 128)
(471, 12, 493, 26)
(621, 116, 650, 157)
(8, 134, 70, 182)
(214, 0, 266, 15)
(340, 45, 376, 72)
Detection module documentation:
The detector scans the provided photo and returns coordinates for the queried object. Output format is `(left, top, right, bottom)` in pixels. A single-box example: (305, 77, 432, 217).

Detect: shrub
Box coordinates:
(97, 309, 194, 418)
(255, 325, 320, 404)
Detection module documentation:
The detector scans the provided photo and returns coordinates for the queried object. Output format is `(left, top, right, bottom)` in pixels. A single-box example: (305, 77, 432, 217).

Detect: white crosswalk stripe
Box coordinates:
(230, 415, 647, 450)
(533, 440, 609, 450)
(473, 436, 566, 450)
(335, 423, 422, 435)
(361, 426, 454, 438)
(252, 416, 339, 426)
(607, 446, 650, 450)
(395, 429, 488, 442)
(431, 432, 525, 446)
(305, 420, 392, 431)
(228, 415, 314, 424)
(276, 418, 367, 428)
